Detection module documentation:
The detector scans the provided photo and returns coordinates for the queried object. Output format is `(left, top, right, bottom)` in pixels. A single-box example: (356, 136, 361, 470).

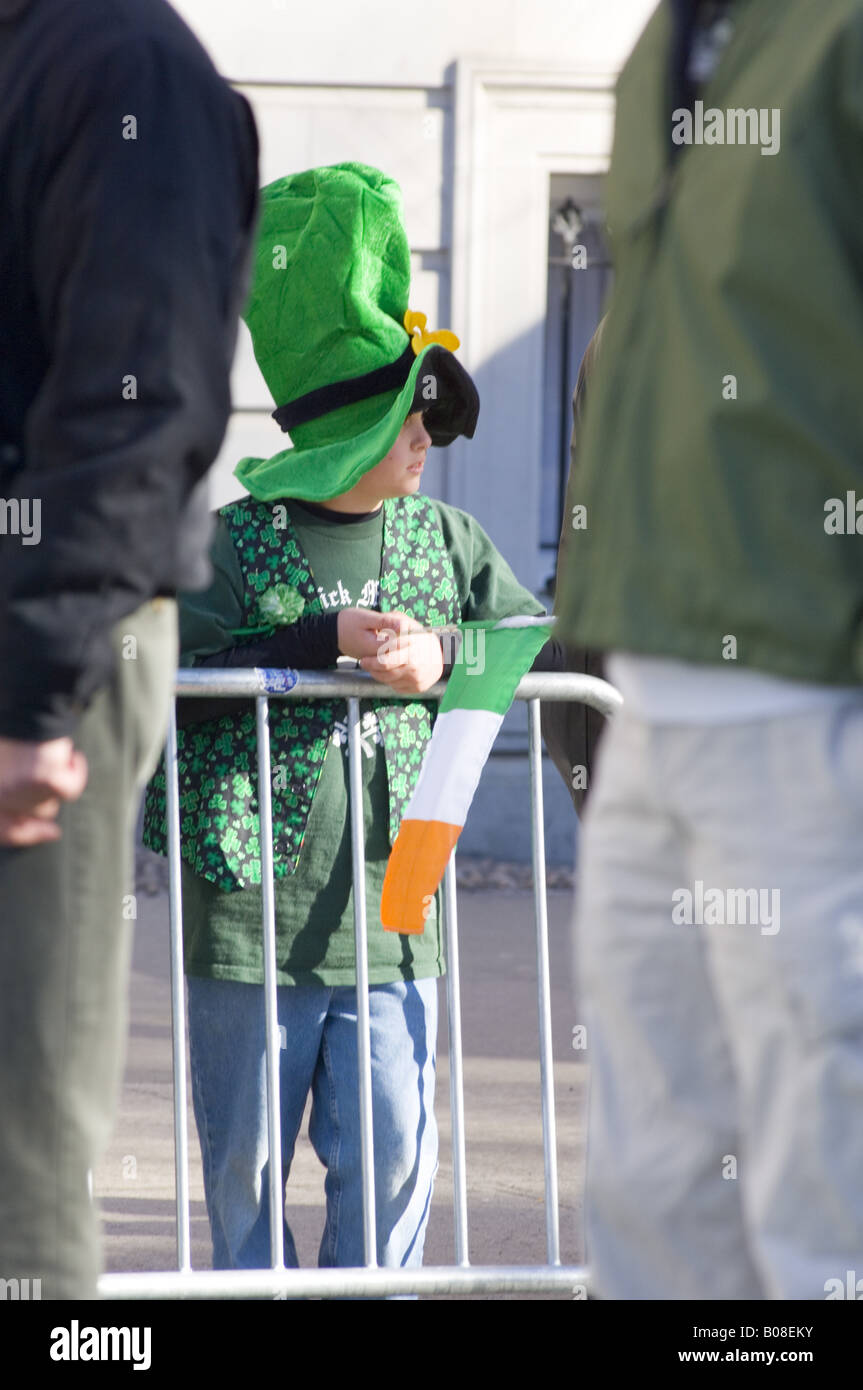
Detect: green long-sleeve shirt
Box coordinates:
(179, 497, 544, 987)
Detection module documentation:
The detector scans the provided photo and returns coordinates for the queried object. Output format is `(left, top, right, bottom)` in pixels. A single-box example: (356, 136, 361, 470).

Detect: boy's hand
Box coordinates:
(337, 607, 399, 660)
(359, 611, 444, 694)
(0, 736, 89, 847)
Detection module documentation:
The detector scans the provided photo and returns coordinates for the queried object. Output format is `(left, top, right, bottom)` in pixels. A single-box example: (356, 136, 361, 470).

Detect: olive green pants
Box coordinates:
(0, 599, 176, 1299)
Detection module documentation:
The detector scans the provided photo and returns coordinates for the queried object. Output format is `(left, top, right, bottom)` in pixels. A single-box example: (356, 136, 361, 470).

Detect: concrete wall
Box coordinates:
(173, 1, 656, 88)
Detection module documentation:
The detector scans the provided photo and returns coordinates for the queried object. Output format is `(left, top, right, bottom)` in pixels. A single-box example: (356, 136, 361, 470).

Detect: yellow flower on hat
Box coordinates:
(404, 309, 460, 356)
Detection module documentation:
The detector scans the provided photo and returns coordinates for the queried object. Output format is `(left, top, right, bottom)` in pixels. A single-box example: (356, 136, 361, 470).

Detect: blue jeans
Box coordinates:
(187, 975, 438, 1270)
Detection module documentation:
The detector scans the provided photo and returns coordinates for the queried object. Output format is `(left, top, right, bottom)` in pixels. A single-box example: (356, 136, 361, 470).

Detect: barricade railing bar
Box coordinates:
(99, 668, 621, 1300)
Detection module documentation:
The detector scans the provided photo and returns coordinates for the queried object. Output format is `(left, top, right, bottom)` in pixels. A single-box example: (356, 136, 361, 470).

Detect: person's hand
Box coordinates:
(336, 607, 399, 661)
(0, 736, 89, 847)
(358, 611, 444, 694)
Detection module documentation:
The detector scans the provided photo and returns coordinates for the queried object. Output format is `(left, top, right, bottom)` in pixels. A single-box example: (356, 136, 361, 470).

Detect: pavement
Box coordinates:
(93, 859, 587, 1298)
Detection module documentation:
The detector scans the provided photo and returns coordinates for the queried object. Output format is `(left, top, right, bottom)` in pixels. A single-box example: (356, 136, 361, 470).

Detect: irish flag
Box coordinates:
(381, 615, 552, 934)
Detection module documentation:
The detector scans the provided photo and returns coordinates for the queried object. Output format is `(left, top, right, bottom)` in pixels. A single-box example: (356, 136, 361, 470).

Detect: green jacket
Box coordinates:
(557, 0, 863, 684)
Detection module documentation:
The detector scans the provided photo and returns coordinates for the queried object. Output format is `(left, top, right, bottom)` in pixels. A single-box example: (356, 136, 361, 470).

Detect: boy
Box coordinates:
(144, 163, 546, 1270)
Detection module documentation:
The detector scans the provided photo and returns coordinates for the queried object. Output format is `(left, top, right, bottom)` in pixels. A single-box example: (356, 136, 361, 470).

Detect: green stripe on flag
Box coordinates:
(438, 620, 551, 715)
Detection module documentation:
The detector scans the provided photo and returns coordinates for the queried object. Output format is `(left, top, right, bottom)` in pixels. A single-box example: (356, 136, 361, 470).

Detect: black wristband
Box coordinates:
(530, 637, 566, 673)
(175, 612, 340, 728)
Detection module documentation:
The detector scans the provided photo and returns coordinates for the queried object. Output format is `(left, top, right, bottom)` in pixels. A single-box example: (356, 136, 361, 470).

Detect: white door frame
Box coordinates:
(448, 61, 616, 591)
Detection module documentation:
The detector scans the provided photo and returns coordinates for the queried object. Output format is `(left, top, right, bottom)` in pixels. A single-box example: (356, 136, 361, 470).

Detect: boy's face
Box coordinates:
(319, 411, 433, 512)
(365, 410, 432, 498)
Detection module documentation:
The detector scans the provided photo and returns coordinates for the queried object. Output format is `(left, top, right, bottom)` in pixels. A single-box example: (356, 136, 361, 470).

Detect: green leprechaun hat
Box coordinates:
(234, 162, 479, 503)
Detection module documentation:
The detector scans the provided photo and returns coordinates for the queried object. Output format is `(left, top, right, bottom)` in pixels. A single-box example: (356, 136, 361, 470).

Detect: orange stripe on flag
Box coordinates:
(380, 818, 462, 934)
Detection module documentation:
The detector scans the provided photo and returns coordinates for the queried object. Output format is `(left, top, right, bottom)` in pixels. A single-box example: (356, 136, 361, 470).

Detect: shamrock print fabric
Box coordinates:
(142, 494, 459, 891)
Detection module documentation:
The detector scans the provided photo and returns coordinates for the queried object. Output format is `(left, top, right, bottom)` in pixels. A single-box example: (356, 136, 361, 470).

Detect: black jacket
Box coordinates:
(0, 0, 258, 741)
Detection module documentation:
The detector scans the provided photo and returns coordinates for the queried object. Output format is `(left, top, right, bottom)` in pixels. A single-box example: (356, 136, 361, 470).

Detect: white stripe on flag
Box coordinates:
(492, 615, 555, 630)
(405, 707, 503, 825)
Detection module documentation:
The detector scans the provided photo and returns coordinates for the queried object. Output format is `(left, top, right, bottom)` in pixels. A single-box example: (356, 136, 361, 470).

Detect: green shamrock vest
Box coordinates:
(142, 493, 459, 891)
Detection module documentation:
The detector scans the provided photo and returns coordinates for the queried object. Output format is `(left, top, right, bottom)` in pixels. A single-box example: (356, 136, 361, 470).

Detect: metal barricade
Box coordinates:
(99, 668, 621, 1299)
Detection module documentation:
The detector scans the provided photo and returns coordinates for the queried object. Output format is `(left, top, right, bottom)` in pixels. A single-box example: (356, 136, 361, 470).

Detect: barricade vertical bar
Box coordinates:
(442, 852, 470, 1265)
(347, 696, 377, 1267)
(527, 698, 561, 1266)
(164, 703, 191, 1271)
(256, 695, 285, 1270)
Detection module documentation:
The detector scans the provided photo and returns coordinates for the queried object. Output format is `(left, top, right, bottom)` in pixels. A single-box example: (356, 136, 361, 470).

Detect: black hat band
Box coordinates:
(272, 342, 416, 433)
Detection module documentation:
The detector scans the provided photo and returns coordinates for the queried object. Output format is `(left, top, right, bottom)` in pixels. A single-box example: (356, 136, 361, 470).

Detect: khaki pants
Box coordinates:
(0, 599, 176, 1299)
(576, 701, 863, 1299)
